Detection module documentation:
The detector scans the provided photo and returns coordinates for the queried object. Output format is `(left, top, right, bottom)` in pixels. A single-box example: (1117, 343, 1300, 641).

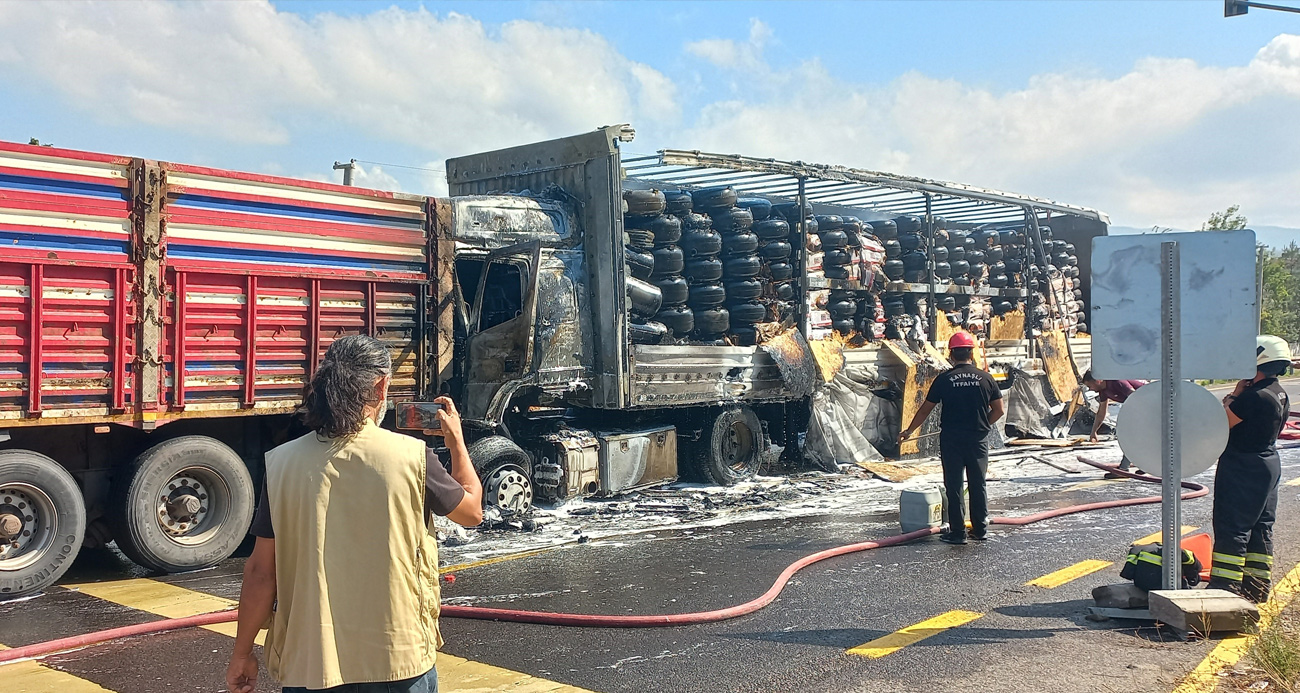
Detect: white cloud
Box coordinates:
(675, 30, 1300, 229)
(0, 1, 678, 154)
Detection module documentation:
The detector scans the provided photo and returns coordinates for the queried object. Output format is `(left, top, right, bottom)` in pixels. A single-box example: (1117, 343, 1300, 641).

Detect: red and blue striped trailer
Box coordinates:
(0, 139, 451, 597)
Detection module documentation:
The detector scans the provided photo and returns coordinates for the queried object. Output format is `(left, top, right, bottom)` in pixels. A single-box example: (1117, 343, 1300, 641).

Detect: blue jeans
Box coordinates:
(283, 667, 437, 693)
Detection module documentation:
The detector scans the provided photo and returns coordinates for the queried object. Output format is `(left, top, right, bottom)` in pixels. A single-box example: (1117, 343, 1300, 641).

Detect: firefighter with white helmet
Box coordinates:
(1208, 335, 1291, 602)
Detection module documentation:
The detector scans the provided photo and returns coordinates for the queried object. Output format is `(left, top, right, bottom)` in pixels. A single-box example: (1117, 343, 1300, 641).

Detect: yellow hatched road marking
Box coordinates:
(1285, 477, 1300, 487)
(0, 644, 116, 692)
(1133, 525, 1199, 546)
(63, 578, 255, 643)
(1172, 561, 1300, 693)
(1026, 560, 1113, 589)
(64, 578, 592, 692)
(847, 610, 983, 659)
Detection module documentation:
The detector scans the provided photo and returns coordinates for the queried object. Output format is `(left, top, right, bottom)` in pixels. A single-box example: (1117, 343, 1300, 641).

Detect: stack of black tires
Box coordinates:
(894, 215, 927, 284)
(623, 189, 669, 343)
(745, 198, 796, 330)
(650, 190, 693, 340)
(682, 187, 732, 343)
(694, 186, 767, 345)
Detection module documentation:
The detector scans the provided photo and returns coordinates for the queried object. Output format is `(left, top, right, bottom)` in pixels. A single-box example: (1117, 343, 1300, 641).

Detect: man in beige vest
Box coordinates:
(227, 335, 483, 692)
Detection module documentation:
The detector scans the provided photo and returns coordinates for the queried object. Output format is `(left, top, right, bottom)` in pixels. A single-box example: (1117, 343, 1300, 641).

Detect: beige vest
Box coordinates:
(264, 420, 442, 689)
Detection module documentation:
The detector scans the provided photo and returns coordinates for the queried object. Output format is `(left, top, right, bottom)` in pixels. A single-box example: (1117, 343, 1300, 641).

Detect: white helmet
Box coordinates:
(1256, 334, 1290, 366)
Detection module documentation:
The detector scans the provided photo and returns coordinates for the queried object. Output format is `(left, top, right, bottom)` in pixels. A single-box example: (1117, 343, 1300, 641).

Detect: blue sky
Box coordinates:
(0, 1, 1295, 236)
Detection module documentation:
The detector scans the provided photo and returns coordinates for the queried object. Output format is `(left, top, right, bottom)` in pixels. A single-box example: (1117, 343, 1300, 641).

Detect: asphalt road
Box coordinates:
(2, 385, 1299, 692)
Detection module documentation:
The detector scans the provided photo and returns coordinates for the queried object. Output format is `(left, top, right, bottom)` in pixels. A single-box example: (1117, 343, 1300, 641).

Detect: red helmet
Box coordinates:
(948, 332, 976, 349)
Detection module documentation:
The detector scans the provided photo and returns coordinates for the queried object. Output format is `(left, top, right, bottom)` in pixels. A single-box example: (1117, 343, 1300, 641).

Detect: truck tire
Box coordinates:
(948, 246, 965, 262)
(986, 246, 1004, 262)
(934, 261, 952, 279)
(760, 241, 792, 260)
(687, 282, 727, 307)
(655, 305, 694, 335)
(631, 214, 680, 245)
(883, 239, 901, 259)
(930, 246, 949, 263)
(824, 249, 852, 267)
(950, 259, 970, 277)
(625, 246, 655, 280)
(767, 262, 793, 281)
(653, 275, 689, 304)
(775, 281, 796, 301)
(110, 436, 254, 574)
(626, 228, 655, 249)
(626, 276, 663, 319)
(727, 301, 766, 325)
(709, 207, 754, 232)
(684, 257, 724, 282)
(894, 215, 922, 234)
(897, 233, 922, 252)
(692, 307, 730, 335)
(624, 189, 666, 216)
(681, 212, 712, 230)
(945, 230, 967, 248)
(735, 197, 772, 220)
(723, 255, 761, 279)
(0, 450, 86, 599)
(721, 231, 759, 256)
(869, 219, 898, 240)
(650, 245, 684, 276)
(687, 406, 764, 485)
(630, 320, 669, 344)
(772, 202, 812, 222)
(818, 230, 848, 250)
(883, 259, 905, 280)
(681, 228, 722, 258)
(824, 265, 851, 280)
(753, 218, 788, 241)
(724, 278, 763, 301)
(468, 437, 533, 518)
(691, 186, 738, 210)
(663, 190, 693, 217)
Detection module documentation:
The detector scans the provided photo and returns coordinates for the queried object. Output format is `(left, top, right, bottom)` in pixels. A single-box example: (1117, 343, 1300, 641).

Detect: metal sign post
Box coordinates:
(1160, 241, 1181, 590)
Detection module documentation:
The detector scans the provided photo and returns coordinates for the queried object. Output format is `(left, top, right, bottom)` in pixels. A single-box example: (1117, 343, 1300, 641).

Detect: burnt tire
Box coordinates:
(635, 215, 682, 245)
(0, 450, 86, 599)
(883, 259, 905, 280)
(630, 320, 669, 344)
(654, 275, 689, 304)
(767, 262, 794, 281)
(684, 257, 724, 282)
(626, 228, 655, 249)
(110, 436, 254, 574)
(663, 191, 693, 217)
(721, 231, 760, 256)
(692, 186, 738, 210)
(692, 306, 730, 335)
(627, 276, 664, 319)
(735, 197, 772, 220)
(727, 301, 766, 325)
(681, 212, 712, 230)
(753, 218, 789, 241)
(685, 406, 764, 485)
(818, 230, 848, 250)
(625, 246, 655, 280)
(655, 305, 694, 335)
(870, 219, 898, 240)
(468, 436, 533, 518)
(688, 282, 727, 308)
(624, 189, 667, 216)
(723, 254, 762, 279)
(760, 241, 792, 260)
(681, 228, 723, 258)
(824, 265, 850, 280)
(824, 249, 852, 267)
(708, 207, 754, 232)
(650, 245, 685, 276)
(724, 278, 763, 301)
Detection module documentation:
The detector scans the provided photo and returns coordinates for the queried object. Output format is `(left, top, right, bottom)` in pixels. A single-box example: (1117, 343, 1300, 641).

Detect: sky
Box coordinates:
(0, 0, 1296, 238)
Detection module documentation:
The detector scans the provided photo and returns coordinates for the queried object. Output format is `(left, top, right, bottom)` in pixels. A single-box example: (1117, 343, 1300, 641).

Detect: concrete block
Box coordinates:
(1092, 583, 1150, 609)
(1148, 589, 1259, 636)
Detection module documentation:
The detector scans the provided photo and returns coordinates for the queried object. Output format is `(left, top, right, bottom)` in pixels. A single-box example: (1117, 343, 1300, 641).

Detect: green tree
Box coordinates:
(1260, 243, 1300, 344)
(1202, 204, 1248, 231)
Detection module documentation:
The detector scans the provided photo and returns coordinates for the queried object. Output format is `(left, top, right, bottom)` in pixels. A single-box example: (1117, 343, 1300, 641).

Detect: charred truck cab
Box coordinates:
(437, 125, 814, 519)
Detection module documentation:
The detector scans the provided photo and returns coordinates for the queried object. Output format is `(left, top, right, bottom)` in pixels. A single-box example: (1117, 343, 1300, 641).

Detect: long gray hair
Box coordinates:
(298, 335, 392, 438)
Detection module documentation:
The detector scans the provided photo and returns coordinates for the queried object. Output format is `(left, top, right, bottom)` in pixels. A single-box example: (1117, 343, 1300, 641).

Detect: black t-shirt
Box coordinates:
(1227, 378, 1290, 454)
(249, 448, 466, 539)
(926, 363, 1003, 436)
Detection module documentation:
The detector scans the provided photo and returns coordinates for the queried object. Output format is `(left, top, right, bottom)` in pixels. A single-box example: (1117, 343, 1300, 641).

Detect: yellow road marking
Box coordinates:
(1026, 559, 1113, 589)
(1285, 477, 1300, 487)
(847, 610, 983, 659)
(64, 578, 592, 692)
(1133, 525, 1199, 546)
(1172, 561, 1300, 693)
(62, 578, 255, 642)
(0, 644, 116, 691)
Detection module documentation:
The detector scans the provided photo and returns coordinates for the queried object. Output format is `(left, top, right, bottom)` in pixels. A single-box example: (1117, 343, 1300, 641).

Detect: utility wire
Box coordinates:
(352, 159, 446, 178)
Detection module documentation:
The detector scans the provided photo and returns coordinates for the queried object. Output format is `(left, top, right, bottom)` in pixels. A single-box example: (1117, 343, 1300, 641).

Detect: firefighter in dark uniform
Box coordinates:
(1208, 335, 1291, 602)
(900, 332, 1005, 545)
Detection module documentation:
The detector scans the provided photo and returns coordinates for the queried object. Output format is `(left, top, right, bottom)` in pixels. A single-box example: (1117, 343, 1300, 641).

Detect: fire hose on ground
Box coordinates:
(0, 457, 1207, 664)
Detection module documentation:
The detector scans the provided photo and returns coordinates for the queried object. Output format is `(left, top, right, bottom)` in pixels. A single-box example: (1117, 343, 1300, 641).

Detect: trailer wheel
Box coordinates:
(110, 436, 254, 573)
(688, 406, 764, 486)
(468, 437, 533, 518)
(0, 451, 85, 599)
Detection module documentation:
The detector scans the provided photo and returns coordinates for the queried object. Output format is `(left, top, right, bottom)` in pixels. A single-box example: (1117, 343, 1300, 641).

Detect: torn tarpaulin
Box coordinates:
(805, 364, 897, 472)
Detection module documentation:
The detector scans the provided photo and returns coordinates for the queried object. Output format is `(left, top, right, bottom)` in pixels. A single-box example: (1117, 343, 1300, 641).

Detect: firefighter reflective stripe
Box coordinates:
(1181, 549, 1196, 566)
(1245, 553, 1274, 566)
(1138, 551, 1163, 566)
(1211, 566, 1244, 581)
(1213, 552, 1247, 566)
(1243, 566, 1272, 579)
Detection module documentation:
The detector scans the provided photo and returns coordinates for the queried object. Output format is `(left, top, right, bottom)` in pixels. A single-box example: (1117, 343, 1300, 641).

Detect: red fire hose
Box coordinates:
(0, 457, 1205, 663)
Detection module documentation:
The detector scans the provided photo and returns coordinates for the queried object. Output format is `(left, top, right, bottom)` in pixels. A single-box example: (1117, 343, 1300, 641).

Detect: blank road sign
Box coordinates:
(1090, 230, 1257, 381)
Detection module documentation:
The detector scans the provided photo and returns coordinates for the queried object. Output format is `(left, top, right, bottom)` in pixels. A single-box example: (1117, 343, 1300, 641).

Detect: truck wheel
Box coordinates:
(0, 451, 86, 599)
(111, 436, 254, 573)
(468, 437, 533, 518)
(688, 407, 764, 485)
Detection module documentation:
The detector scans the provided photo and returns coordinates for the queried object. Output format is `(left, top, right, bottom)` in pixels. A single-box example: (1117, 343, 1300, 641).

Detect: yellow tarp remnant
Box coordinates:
(858, 461, 936, 482)
(1038, 329, 1080, 403)
(883, 340, 943, 457)
(990, 309, 1025, 341)
(934, 314, 959, 348)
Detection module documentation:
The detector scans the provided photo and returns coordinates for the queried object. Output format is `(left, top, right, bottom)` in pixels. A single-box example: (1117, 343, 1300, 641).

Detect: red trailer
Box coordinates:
(0, 140, 446, 597)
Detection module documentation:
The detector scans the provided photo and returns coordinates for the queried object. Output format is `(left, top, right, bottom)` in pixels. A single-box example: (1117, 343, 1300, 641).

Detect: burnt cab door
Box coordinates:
(462, 240, 543, 421)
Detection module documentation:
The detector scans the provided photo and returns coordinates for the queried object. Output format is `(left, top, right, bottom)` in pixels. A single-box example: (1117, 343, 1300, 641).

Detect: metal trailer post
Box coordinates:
(797, 177, 809, 336)
(1160, 241, 1183, 590)
(1025, 207, 1051, 358)
(925, 194, 937, 343)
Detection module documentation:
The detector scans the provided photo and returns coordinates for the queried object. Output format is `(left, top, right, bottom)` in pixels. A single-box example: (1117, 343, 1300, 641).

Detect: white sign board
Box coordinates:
(1090, 230, 1257, 380)
(1117, 380, 1227, 478)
